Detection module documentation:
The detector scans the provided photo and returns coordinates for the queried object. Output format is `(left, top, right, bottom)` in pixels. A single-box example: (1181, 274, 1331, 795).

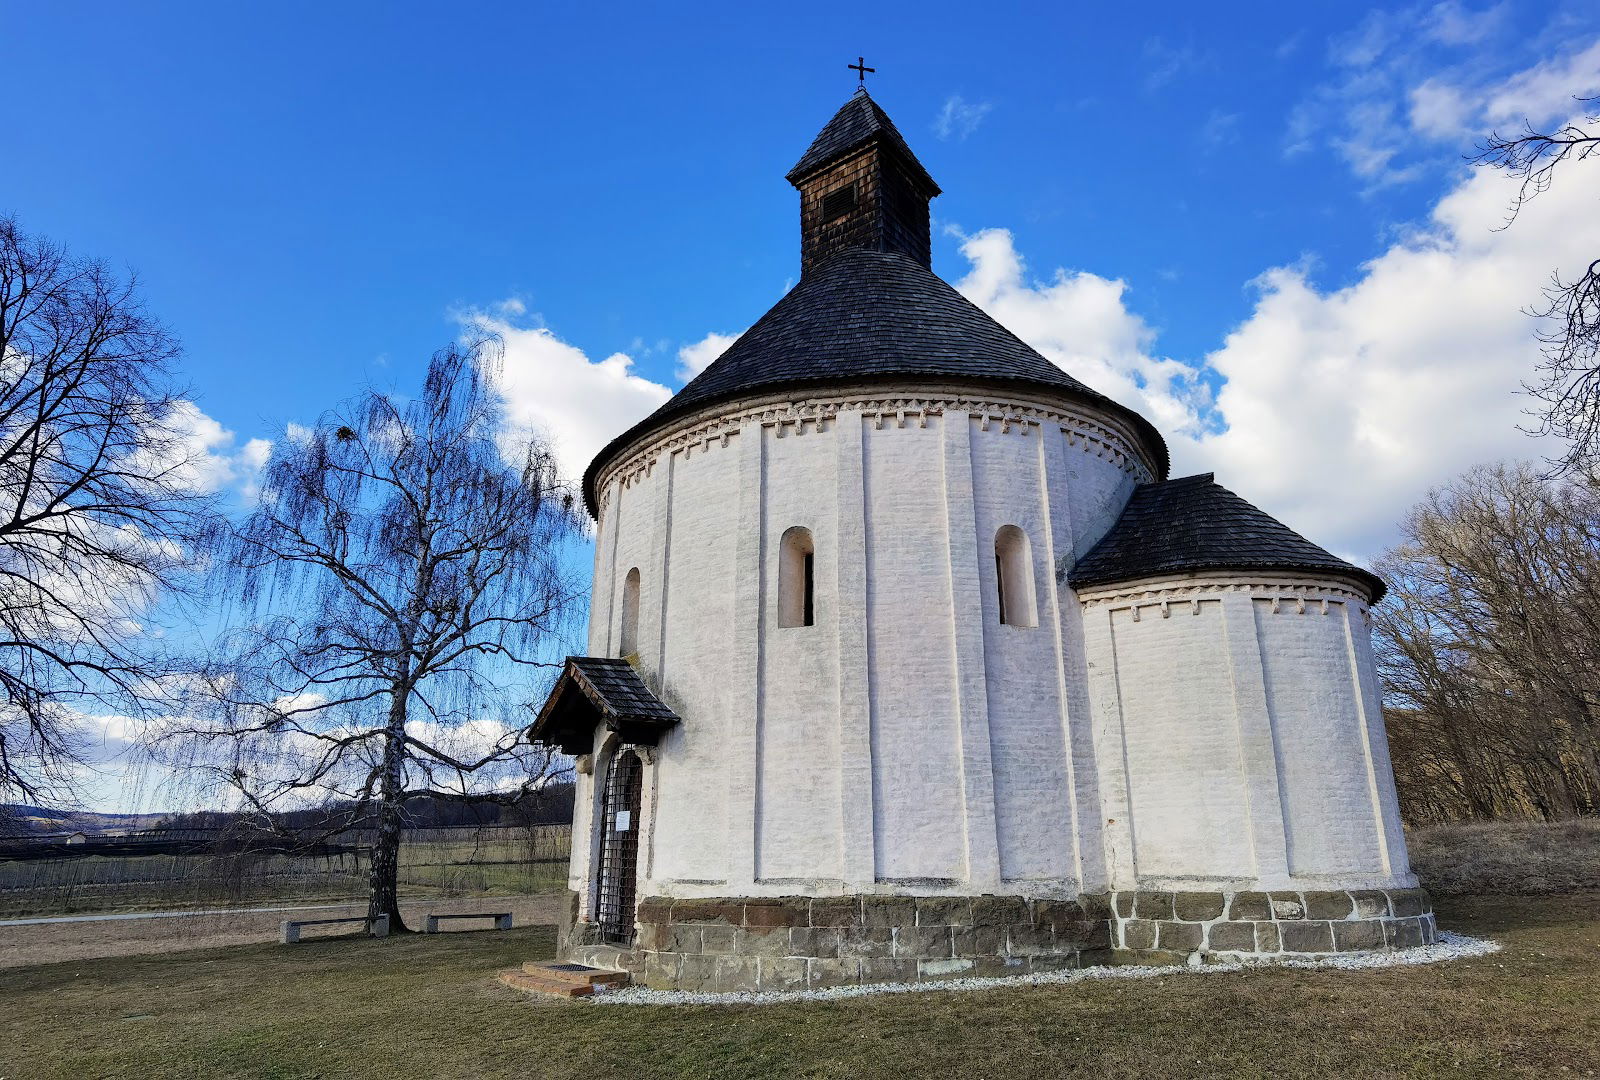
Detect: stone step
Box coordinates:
(520, 961, 630, 988)
(498, 970, 598, 997)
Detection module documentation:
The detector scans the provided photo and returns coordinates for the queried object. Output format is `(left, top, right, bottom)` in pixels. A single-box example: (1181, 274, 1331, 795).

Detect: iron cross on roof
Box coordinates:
(849, 56, 875, 86)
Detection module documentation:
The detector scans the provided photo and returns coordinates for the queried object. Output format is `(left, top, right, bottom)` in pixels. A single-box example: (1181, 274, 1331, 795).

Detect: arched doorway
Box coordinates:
(595, 748, 644, 944)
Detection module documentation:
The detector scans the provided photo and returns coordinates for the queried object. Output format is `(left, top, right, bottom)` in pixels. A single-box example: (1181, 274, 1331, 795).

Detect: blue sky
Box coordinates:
(9, 2, 1600, 810)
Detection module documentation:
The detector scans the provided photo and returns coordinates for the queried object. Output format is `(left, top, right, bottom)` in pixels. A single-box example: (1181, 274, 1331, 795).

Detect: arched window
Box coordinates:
(779, 527, 815, 628)
(619, 567, 640, 656)
(995, 525, 1037, 628)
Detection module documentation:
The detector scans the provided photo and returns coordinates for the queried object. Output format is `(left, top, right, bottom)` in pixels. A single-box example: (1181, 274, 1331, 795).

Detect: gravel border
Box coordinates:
(589, 931, 1500, 1007)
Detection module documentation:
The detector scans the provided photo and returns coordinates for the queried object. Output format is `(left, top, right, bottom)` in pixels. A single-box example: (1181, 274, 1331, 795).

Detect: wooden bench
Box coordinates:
(424, 912, 513, 933)
(280, 913, 389, 944)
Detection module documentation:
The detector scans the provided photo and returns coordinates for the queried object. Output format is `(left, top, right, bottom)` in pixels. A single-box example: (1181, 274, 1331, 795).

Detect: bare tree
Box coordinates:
(0, 216, 212, 804)
(153, 340, 582, 929)
(1472, 97, 1600, 472)
(1374, 463, 1600, 824)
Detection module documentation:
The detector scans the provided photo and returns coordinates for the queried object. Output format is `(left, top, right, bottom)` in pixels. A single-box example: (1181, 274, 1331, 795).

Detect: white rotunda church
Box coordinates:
(530, 88, 1434, 992)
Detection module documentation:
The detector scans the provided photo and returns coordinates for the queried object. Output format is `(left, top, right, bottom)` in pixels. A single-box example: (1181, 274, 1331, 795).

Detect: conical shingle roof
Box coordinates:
(1069, 473, 1385, 601)
(581, 249, 1170, 511)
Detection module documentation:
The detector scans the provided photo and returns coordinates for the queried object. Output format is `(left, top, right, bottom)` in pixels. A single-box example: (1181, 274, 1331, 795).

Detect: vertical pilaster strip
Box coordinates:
(1341, 600, 1396, 876)
(727, 422, 765, 889)
(648, 454, 676, 681)
(1082, 603, 1137, 886)
(592, 479, 622, 656)
(834, 411, 875, 886)
(1036, 424, 1087, 887)
(1219, 591, 1293, 884)
(943, 414, 1002, 890)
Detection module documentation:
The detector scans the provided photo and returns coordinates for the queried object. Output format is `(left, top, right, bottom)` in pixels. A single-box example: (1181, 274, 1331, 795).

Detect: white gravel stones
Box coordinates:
(588, 931, 1500, 1007)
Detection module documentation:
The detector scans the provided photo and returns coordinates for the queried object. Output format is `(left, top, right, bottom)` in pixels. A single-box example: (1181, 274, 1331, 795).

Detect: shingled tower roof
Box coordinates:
(785, 88, 939, 193)
(581, 92, 1169, 514)
(1069, 473, 1386, 601)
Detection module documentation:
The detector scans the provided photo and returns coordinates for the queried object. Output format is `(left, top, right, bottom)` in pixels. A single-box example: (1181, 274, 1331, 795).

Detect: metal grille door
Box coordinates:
(595, 749, 643, 944)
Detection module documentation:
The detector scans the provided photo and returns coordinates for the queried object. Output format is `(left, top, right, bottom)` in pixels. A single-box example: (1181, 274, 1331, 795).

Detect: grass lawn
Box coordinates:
(2, 893, 1597, 1079)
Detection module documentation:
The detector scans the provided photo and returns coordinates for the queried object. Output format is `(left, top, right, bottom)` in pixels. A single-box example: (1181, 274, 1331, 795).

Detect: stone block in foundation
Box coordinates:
(1270, 895, 1306, 920)
(838, 926, 894, 959)
(975, 955, 1028, 977)
(714, 955, 760, 991)
(789, 926, 841, 958)
(734, 926, 792, 958)
(1254, 921, 1281, 953)
(671, 899, 744, 925)
(1304, 891, 1354, 920)
(809, 898, 859, 927)
(758, 956, 808, 991)
(667, 925, 703, 954)
(1279, 920, 1336, 953)
(859, 958, 918, 983)
(1133, 891, 1175, 920)
(1388, 889, 1429, 918)
(917, 897, 972, 927)
(1113, 892, 1135, 919)
(861, 897, 918, 929)
(1206, 921, 1256, 952)
(1229, 892, 1272, 920)
(970, 895, 1028, 928)
(1122, 919, 1158, 951)
(678, 954, 717, 991)
(1385, 917, 1425, 949)
(918, 957, 975, 981)
(899, 925, 952, 959)
(1332, 919, 1386, 952)
(1006, 923, 1053, 956)
(744, 899, 806, 928)
(809, 957, 862, 988)
(1350, 890, 1391, 918)
(1173, 892, 1226, 922)
(1155, 920, 1203, 952)
(700, 924, 737, 955)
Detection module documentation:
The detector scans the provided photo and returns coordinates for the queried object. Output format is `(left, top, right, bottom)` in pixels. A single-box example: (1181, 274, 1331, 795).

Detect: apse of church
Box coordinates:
(530, 84, 1434, 991)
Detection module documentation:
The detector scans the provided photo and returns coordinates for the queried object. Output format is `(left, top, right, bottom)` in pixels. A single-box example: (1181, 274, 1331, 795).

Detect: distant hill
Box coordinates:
(0, 805, 173, 838)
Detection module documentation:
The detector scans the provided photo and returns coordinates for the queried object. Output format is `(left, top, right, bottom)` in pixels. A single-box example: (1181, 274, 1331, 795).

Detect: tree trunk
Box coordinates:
(367, 689, 409, 932)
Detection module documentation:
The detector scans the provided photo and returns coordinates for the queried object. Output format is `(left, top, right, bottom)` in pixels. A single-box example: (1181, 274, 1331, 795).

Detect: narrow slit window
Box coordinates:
(779, 527, 815, 628)
(994, 526, 1037, 628)
(619, 567, 641, 656)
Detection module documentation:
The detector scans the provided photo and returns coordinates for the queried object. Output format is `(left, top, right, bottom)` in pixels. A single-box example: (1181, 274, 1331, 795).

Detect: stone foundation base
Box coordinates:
(555, 885, 1436, 991)
(1109, 887, 1437, 964)
(559, 891, 1112, 992)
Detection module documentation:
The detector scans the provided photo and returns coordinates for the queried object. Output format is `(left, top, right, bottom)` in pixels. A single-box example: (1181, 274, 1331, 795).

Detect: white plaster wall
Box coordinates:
(756, 421, 843, 883)
(969, 418, 1075, 885)
(648, 441, 739, 885)
(1081, 575, 1416, 892)
(584, 386, 1159, 900)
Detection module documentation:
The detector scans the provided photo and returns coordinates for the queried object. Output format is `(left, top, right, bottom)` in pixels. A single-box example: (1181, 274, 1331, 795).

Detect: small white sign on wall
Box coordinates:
(615, 810, 632, 832)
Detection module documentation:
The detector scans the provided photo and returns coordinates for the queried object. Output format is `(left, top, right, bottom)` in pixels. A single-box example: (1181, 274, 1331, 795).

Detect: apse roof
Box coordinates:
(582, 248, 1169, 512)
(1069, 473, 1386, 601)
(784, 88, 939, 192)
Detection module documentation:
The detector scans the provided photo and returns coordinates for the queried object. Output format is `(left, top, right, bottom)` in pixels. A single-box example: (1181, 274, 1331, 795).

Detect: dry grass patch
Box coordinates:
(1411, 819, 1600, 895)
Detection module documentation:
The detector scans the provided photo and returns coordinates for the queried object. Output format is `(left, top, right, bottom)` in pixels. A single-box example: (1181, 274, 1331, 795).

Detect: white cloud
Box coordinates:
(934, 95, 994, 141)
(461, 309, 672, 485)
(948, 227, 1205, 438)
(951, 119, 1600, 561)
(676, 330, 741, 382)
(1289, 11, 1599, 186)
(163, 401, 271, 500)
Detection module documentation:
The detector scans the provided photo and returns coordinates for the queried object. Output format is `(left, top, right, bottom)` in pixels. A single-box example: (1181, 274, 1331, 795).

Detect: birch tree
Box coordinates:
(157, 340, 582, 929)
